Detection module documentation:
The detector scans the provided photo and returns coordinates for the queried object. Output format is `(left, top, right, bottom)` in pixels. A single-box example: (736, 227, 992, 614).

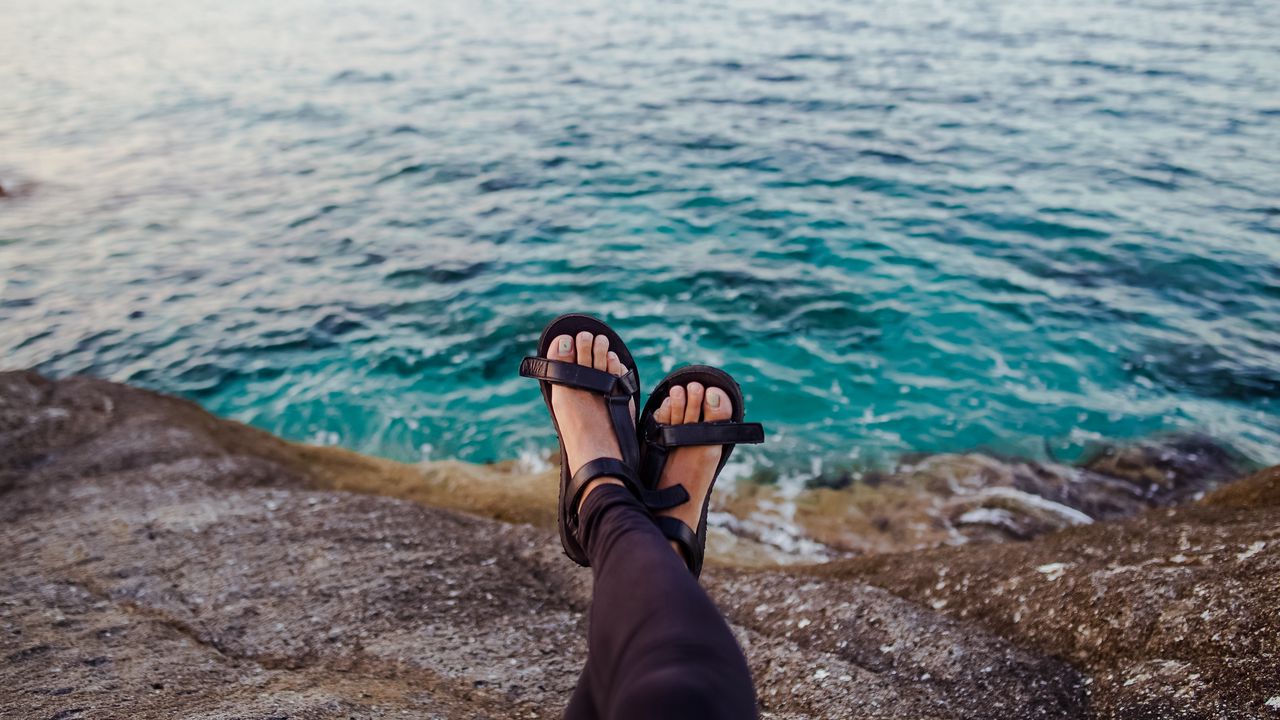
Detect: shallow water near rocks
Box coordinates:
(1, 0, 1278, 473)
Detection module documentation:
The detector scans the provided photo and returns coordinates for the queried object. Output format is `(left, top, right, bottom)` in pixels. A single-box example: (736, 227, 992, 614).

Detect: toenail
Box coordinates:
(708, 391, 721, 408)
(559, 338, 572, 353)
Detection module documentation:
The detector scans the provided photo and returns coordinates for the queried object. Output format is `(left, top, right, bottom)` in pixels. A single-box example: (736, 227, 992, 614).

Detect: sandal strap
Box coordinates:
(568, 457, 638, 517)
(522, 356, 641, 469)
(654, 515, 701, 575)
(520, 357, 638, 396)
(646, 421, 765, 448)
(640, 484, 690, 511)
(606, 394, 642, 469)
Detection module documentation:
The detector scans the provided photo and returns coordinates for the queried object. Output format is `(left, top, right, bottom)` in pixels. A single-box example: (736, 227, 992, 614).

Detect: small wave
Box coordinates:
(477, 176, 539, 193)
(384, 261, 491, 286)
(960, 212, 1110, 240)
(329, 69, 398, 84)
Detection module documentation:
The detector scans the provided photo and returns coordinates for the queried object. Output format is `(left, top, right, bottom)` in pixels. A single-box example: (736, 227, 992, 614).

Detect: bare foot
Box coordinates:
(651, 382, 734, 551)
(545, 330, 635, 513)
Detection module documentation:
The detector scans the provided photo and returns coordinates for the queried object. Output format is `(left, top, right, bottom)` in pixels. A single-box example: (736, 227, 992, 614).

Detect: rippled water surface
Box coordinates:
(3, 0, 1278, 470)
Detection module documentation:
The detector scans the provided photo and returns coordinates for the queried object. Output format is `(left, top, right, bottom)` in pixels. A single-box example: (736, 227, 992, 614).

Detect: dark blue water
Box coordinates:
(2, 0, 1278, 473)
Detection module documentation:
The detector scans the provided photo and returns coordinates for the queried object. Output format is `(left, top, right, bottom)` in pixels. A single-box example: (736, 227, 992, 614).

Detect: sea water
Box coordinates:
(2, 0, 1277, 473)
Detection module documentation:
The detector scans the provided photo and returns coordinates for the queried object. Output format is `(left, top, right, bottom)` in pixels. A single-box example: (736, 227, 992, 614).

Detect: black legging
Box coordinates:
(564, 484, 758, 720)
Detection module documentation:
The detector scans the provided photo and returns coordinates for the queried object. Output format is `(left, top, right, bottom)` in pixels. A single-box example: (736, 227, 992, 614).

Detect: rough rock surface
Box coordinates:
(815, 465, 1280, 719)
(720, 441, 1253, 558)
(1, 371, 1274, 718)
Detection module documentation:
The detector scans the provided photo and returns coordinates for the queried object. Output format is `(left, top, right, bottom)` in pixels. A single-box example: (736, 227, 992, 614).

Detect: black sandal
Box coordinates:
(518, 314, 643, 566)
(637, 365, 765, 577)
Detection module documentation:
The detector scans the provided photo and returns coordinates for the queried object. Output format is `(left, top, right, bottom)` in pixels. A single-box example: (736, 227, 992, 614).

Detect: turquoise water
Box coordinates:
(2, 0, 1277, 472)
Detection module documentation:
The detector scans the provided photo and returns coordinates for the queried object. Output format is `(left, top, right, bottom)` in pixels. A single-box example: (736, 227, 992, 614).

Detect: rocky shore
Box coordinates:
(2, 370, 1276, 719)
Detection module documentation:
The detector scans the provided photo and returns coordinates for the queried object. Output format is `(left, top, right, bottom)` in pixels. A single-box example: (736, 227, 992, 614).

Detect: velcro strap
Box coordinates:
(568, 457, 637, 511)
(647, 421, 765, 448)
(641, 484, 690, 511)
(607, 395, 641, 468)
(520, 357, 628, 395)
(654, 516, 699, 575)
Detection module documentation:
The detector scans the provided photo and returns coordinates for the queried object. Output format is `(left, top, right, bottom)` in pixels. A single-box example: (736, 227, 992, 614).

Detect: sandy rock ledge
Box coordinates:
(2, 371, 1275, 719)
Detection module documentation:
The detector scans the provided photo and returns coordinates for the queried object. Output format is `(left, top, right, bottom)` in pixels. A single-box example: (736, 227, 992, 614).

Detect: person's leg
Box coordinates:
(542, 330, 755, 718)
(574, 485, 757, 720)
(564, 661, 598, 720)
